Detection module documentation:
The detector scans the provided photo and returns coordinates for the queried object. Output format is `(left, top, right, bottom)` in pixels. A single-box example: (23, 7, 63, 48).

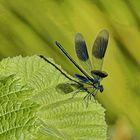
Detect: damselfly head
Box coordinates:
(99, 85, 104, 92)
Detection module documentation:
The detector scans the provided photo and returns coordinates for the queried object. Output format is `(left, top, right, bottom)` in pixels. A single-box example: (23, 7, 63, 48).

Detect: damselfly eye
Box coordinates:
(100, 85, 104, 92)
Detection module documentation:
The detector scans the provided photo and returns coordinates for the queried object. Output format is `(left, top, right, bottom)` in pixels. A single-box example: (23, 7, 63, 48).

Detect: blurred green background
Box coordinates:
(0, 0, 140, 139)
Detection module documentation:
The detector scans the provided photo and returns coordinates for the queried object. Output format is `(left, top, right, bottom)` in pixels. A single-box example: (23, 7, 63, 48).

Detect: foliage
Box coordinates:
(0, 0, 140, 139)
(0, 56, 107, 140)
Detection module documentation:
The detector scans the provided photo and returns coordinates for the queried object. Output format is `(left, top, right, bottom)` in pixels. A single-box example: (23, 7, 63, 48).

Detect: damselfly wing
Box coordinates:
(75, 33, 92, 74)
(91, 30, 109, 78)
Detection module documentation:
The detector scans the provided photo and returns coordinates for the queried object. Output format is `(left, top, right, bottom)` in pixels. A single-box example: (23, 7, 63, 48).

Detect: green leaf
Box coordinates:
(0, 74, 39, 140)
(0, 56, 107, 140)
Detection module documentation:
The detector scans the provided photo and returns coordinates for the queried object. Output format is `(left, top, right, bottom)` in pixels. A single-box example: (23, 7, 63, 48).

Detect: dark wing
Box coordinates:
(92, 29, 109, 71)
(75, 33, 92, 74)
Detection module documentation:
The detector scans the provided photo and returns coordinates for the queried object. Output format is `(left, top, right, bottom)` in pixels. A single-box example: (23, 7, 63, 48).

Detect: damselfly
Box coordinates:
(40, 29, 109, 100)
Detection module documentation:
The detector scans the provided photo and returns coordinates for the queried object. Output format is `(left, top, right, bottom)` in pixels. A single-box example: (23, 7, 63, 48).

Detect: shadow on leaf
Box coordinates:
(56, 83, 80, 95)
